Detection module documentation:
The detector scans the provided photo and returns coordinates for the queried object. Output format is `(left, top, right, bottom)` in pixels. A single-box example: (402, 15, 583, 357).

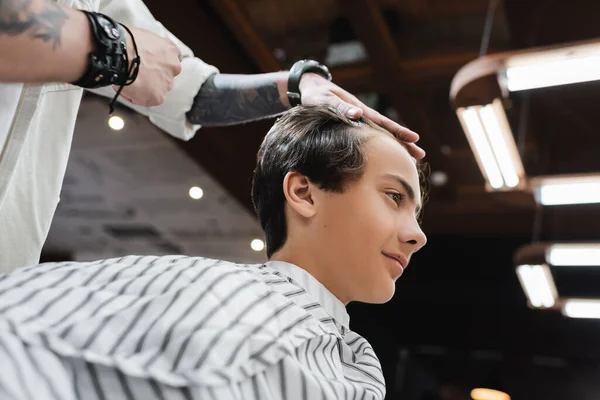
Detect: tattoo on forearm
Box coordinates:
(0, 0, 68, 50)
(186, 73, 288, 127)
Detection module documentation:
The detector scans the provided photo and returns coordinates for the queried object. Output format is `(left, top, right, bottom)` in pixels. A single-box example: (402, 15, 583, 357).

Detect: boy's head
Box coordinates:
(252, 105, 427, 304)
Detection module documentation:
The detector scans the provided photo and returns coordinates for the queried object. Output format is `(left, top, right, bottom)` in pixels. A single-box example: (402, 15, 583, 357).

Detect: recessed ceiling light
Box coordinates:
(108, 116, 125, 131)
(430, 171, 448, 187)
(251, 239, 265, 252)
(189, 186, 203, 200)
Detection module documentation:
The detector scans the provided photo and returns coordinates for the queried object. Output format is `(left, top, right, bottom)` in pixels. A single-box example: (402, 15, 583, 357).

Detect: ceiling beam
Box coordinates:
(144, 0, 255, 73)
(341, 0, 457, 195)
(208, 0, 282, 72)
(331, 50, 483, 93)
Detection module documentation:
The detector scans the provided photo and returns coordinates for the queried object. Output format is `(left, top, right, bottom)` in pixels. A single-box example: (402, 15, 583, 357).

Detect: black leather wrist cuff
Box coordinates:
(72, 11, 130, 89)
(287, 59, 332, 107)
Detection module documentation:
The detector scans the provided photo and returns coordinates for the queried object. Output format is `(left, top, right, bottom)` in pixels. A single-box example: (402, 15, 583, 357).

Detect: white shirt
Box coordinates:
(0, 83, 23, 155)
(0, 256, 386, 400)
(0, 0, 218, 272)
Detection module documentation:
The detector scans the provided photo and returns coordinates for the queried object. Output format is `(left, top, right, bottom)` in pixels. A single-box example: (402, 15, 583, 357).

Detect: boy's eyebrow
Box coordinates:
(383, 173, 422, 214)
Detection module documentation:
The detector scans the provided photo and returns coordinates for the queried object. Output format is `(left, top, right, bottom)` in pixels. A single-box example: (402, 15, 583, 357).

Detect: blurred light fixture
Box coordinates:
(430, 171, 448, 187)
(273, 48, 286, 61)
(531, 174, 600, 206)
(251, 239, 265, 252)
(189, 186, 204, 200)
(325, 40, 368, 67)
(547, 243, 600, 266)
(504, 41, 600, 91)
(108, 115, 125, 130)
(471, 388, 510, 400)
(515, 242, 600, 317)
(516, 264, 556, 308)
(451, 39, 600, 193)
(456, 99, 524, 190)
(563, 299, 600, 319)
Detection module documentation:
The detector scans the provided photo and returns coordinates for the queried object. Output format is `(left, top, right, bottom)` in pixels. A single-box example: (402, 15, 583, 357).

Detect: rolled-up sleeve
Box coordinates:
(89, 0, 219, 141)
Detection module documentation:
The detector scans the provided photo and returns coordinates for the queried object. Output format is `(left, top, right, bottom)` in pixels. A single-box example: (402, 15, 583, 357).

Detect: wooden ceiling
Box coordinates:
(139, 0, 600, 241)
(132, 1, 600, 398)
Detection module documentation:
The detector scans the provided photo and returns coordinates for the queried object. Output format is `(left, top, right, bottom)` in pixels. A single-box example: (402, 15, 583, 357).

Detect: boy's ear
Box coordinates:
(282, 171, 317, 218)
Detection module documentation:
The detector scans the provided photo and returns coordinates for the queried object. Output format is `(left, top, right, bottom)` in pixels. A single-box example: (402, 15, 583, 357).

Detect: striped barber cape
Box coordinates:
(0, 255, 386, 400)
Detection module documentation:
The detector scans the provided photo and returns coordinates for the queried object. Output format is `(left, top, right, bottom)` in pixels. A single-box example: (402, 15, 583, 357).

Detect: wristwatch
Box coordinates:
(287, 59, 332, 107)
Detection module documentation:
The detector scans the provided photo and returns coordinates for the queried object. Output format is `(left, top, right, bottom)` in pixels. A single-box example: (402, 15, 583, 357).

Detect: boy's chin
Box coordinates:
(359, 281, 396, 305)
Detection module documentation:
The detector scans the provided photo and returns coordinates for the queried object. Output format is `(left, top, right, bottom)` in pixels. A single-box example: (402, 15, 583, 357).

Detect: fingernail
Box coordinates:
(348, 108, 360, 117)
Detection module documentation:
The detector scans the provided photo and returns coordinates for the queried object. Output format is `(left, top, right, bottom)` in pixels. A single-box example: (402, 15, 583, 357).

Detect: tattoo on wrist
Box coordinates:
(0, 0, 68, 50)
(186, 74, 288, 126)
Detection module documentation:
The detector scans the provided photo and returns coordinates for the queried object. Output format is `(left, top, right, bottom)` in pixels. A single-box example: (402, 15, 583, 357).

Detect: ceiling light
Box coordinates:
(563, 299, 600, 319)
(479, 102, 521, 188)
(451, 40, 600, 194)
(505, 46, 600, 92)
(532, 174, 600, 206)
(273, 48, 286, 61)
(441, 145, 452, 155)
(189, 186, 203, 200)
(471, 388, 510, 400)
(458, 107, 503, 189)
(251, 239, 265, 252)
(325, 40, 368, 67)
(108, 116, 125, 130)
(456, 99, 524, 190)
(547, 243, 600, 266)
(516, 264, 556, 308)
(430, 171, 448, 187)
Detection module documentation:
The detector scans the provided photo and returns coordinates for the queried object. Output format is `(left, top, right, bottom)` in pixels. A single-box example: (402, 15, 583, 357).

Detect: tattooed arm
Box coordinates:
(0, 0, 93, 83)
(186, 72, 291, 127)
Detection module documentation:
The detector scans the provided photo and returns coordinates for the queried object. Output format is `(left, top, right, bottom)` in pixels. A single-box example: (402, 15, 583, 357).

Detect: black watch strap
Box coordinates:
(287, 60, 332, 107)
(72, 11, 130, 89)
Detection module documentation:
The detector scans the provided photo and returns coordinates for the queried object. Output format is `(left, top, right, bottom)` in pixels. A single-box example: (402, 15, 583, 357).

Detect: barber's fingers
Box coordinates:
(405, 142, 426, 160)
(354, 103, 422, 144)
(366, 108, 420, 143)
(335, 100, 364, 119)
(331, 88, 420, 143)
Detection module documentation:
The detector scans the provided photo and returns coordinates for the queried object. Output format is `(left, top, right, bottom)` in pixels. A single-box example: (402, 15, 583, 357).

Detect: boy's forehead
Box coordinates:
(359, 125, 416, 162)
(361, 127, 420, 186)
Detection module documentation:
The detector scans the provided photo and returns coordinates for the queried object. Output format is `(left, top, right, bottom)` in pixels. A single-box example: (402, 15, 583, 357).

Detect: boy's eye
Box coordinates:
(386, 192, 405, 205)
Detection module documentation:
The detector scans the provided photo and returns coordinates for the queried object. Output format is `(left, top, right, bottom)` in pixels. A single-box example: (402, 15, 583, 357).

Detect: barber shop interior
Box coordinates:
(3, 0, 600, 399)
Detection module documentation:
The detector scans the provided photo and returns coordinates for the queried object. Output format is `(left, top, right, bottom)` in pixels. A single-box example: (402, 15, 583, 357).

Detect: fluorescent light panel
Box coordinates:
(457, 99, 524, 190)
(535, 175, 600, 206)
(506, 55, 600, 92)
(563, 299, 600, 319)
(458, 107, 503, 189)
(479, 101, 522, 188)
(547, 243, 600, 266)
(504, 41, 600, 92)
(516, 264, 556, 308)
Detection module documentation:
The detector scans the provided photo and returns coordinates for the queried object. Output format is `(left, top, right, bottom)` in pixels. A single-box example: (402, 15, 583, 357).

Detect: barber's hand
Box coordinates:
(114, 26, 182, 107)
(299, 72, 425, 160)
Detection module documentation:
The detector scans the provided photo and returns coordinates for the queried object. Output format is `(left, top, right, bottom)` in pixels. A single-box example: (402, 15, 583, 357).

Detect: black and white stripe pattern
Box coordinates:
(0, 256, 385, 399)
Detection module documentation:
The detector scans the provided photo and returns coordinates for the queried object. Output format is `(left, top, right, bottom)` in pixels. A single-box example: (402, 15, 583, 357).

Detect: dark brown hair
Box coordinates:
(251, 105, 426, 257)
